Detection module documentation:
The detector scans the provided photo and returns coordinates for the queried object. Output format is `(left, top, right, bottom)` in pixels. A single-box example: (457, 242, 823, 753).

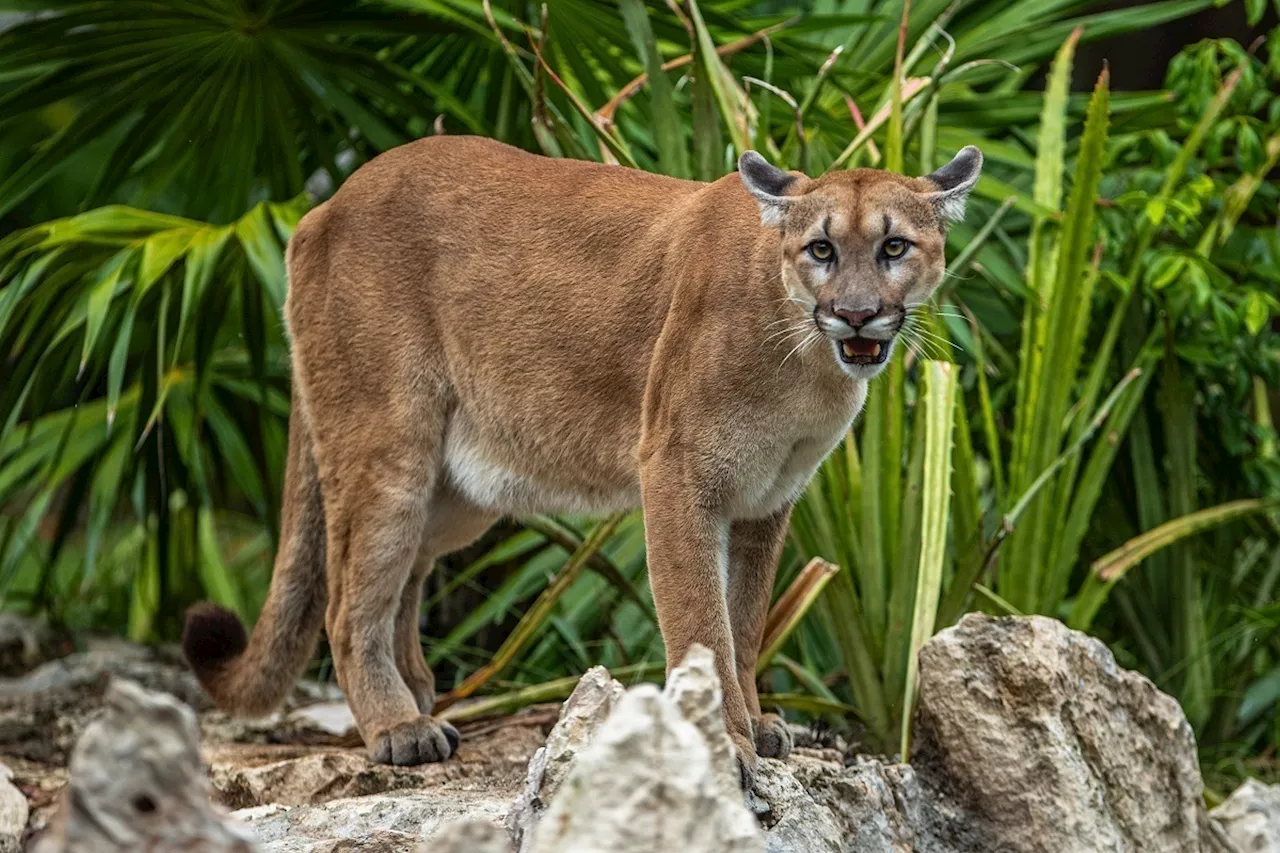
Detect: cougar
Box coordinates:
(183, 136, 981, 781)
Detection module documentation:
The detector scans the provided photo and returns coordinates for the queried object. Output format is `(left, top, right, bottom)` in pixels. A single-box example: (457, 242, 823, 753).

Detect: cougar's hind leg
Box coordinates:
(394, 550, 439, 717)
(394, 485, 497, 721)
(316, 390, 463, 766)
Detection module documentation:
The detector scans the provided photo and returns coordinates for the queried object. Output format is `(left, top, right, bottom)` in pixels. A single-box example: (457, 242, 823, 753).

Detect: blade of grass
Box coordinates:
(440, 661, 665, 721)
(1042, 361, 1153, 613)
(1009, 29, 1079, 502)
(686, 0, 753, 156)
(973, 583, 1022, 616)
(1072, 499, 1280, 631)
(883, 386, 928, 717)
(594, 18, 796, 127)
(761, 693, 860, 718)
(617, 0, 689, 178)
(900, 360, 956, 760)
(1002, 65, 1109, 613)
(522, 514, 655, 622)
(758, 557, 839, 673)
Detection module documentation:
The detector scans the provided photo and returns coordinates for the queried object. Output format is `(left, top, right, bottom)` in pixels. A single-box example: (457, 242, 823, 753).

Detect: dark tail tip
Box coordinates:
(182, 602, 248, 685)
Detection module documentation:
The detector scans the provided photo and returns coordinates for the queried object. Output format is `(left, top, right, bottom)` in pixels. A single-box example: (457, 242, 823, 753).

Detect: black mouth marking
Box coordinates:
(837, 336, 892, 366)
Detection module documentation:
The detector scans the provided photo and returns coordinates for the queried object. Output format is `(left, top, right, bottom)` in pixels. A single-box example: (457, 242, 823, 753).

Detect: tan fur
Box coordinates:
(183, 136, 980, 776)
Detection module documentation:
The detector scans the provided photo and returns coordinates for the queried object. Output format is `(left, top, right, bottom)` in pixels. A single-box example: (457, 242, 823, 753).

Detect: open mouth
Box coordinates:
(838, 336, 892, 366)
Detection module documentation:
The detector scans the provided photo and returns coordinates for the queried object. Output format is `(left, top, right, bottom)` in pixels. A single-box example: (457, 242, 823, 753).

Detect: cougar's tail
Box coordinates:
(182, 404, 327, 717)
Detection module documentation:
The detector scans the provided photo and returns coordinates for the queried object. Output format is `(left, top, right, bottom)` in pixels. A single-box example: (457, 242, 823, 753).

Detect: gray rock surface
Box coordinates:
(1210, 779, 1280, 853)
(752, 756, 844, 852)
(0, 614, 58, 677)
(0, 643, 208, 765)
(10, 615, 1267, 853)
(786, 755, 923, 853)
(214, 752, 426, 810)
(235, 789, 509, 853)
(912, 613, 1216, 853)
(29, 679, 257, 853)
(425, 820, 511, 853)
(0, 763, 27, 853)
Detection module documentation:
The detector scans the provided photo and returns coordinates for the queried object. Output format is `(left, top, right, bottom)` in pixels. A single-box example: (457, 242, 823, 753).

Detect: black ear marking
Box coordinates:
(927, 146, 983, 192)
(922, 145, 983, 224)
(738, 151, 799, 226)
(739, 151, 796, 198)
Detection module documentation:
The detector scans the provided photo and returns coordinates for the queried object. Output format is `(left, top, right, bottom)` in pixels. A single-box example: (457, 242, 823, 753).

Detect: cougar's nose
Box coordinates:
(833, 304, 881, 329)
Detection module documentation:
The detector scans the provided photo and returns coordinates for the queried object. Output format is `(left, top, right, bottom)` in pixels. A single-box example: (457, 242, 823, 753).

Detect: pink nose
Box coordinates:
(834, 307, 878, 328)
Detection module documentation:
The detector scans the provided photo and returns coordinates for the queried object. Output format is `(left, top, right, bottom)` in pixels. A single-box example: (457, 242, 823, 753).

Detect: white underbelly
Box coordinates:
(443, 429, 640, 516)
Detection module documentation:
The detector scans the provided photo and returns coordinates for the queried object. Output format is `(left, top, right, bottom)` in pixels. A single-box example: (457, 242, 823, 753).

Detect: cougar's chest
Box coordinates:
(722, 379, 867, 519)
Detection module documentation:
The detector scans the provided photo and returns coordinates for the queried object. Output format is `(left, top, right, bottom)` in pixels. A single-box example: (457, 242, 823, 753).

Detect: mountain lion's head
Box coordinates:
(740, 147, 982, 379)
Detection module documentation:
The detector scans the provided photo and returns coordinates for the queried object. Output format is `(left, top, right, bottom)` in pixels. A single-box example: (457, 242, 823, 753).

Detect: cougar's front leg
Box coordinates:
(728, 505, 793, 760)
(640, 456, 756, 783)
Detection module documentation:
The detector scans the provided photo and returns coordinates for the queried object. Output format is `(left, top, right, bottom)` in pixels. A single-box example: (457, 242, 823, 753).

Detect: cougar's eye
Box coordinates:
(808, 240, 835, 263)
(882, 237, 909, 259)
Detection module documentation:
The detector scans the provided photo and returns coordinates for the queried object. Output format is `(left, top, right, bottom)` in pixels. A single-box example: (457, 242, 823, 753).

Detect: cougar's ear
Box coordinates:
(920, 145, 983, 224)
(739, 151, 801, 227)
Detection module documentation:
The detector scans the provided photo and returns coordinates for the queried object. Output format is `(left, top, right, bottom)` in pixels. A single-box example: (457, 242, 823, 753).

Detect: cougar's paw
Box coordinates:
(754, 713, 793, 760)
(369, 716, 459, 766)
(732, 730, 759, 791)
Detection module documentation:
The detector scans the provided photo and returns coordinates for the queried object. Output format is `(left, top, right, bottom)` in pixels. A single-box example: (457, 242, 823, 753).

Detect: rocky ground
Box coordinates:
(1, 612, 1277, 852)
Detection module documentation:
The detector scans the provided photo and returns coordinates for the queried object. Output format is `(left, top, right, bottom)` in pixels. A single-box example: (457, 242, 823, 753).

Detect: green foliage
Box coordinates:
(0, 200, 302, 636)
(1083, 33, 1280, 784)
(1, 0, 1277, 783)
(0, 2, 477, 224)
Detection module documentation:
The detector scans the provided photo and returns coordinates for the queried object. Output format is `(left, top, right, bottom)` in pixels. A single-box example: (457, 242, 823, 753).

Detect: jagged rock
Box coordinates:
(0, 763, 28, 853)
(223, 719, 541, 852)
(752, 757, 844, 852)
(776, 754, 923, 853)
(507, 665, 623, 850)
(2, 756, 65, 844)
(528, 681, 763, 853)
(30, 679, 258, 853)
(6, 616, 1261, 853)
(662, 645, 740, 800)
(1210, 779, 1280, 852)
(5, 643, 208, 707)
(0, 638, 345, 765)
(213, 753, 423, 810)
(912, 613, 1216, 853)
(0, 644, 208, 764)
